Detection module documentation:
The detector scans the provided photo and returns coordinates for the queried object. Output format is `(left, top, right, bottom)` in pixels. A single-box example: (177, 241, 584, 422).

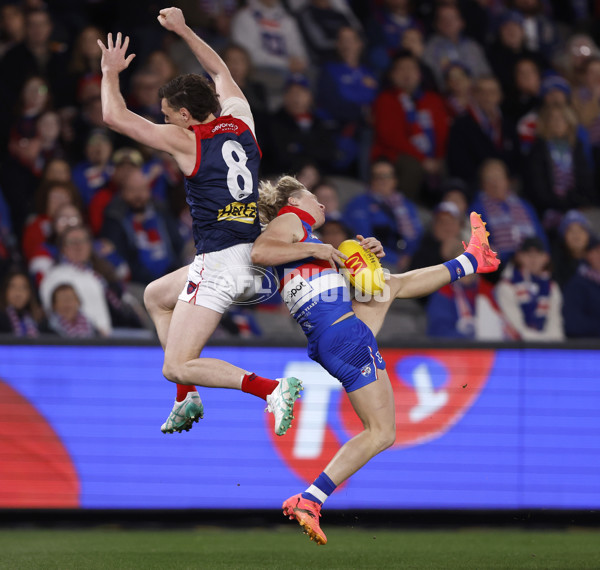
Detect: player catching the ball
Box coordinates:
(97, 8, 302, 436)
(252, 176, 500, 545)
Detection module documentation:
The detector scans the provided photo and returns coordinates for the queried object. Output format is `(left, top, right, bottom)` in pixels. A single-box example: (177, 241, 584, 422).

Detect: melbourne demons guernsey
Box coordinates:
(185, 99, 261, 254)
(274, 206, 353, 339)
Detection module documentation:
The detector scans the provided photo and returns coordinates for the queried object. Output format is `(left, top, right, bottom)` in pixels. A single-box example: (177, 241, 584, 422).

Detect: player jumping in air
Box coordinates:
(97, 7, 302, 436)
(252, 176, 500, 544)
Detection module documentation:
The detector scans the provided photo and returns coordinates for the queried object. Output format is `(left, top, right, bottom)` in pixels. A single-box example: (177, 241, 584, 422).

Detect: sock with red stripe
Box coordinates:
(302, 472, 337, 505)
(176, 384, 198, 403)
(241, 372, 279, 400)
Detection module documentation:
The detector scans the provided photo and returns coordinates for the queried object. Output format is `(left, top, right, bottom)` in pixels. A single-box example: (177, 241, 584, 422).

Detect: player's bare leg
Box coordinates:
(283, 369, 395, 545)
(353, 211, 500, 337)
(144, 266, 188, 348)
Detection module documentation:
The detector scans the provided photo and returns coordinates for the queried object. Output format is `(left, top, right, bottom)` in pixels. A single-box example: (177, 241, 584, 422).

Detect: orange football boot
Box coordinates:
(463, 211, 501, 273)
(282, 494, 327, 545)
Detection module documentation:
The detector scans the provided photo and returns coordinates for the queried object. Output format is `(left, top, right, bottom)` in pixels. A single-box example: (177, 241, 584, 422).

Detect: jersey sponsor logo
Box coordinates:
(345, 251, 368, 276)
(267, 350, 495, 483)
(282, 274, 313, 308)
(217, 201, 257, 224)
(212, 122, 239, 133)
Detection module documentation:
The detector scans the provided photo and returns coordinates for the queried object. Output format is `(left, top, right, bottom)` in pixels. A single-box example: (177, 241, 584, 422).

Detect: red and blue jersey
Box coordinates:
(273, 206, 352, 339)
(185, 114, 261, 254)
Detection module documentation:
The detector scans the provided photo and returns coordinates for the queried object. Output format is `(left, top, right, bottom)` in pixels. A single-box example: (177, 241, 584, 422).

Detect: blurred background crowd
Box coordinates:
(0, 0, 599, 343)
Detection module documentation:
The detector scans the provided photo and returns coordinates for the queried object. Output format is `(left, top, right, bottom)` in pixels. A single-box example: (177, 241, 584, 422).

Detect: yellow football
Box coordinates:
(338, 239, 385, 295)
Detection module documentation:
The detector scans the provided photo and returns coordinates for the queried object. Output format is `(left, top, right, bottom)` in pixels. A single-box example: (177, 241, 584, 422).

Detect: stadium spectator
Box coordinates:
(553, 34, 600, 88)
(264, 74, 336, 174)
(41, 158, 72, 184)
(88, 147, 145, 235)
(562, 234, 600, 338)
(296, 0, 359, 65)
(366, 0, 421, 78)
(230, 0, 308, 110)
(371, 50, 449, 202)
(317, 218, 352, 249)
(422, 4, 491, 90)
(0, 3, 24, 59)
(221, 44, 268, 115)
(516, 73, 577, 153)
(40, 224, 142, 336)
(312, 179, 342, 220)
(446, 76, 520, 189)
(552, 209, 593, 289)
(470, 159, 547, 264)
(100, 167, 183, 286)
(21, 179, 81, 261)
(343, 158, 423, 271)
(508, 0, 559, 58)
(571, 57, 600, 147)
(400, 27, 438, 93)
(144, 49, 179, 86)
(410, 201, 464, 272)
(29, 202, 130, 287)
(66, 25, 103, 107)
(295, 160, 321, 191)
(426, 274, 513, 339)
(71, 129, 114, 206)
(2, 75, 52, 229)
(0, 267, 47, 337)
(46, 283, 98, 338)
(503, 57, 542, 123)
(443, 62, 472, 119)
(0, 7, 70, 113)
(486, 10, 548, 97)
(495, 236, 565, 341)
(524, 103, 595, 232)
(315, 26, 377, 173)
(127, 70, 163, 125)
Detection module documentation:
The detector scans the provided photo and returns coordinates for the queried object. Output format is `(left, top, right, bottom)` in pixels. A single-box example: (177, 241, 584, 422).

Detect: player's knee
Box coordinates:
(143, 281, 159, 313)
(162, 361, 183, 384)
(373, 422, 396, 452)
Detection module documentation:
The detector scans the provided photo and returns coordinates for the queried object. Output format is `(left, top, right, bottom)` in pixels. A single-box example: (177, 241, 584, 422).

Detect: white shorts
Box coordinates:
(178, 243, 264, 314)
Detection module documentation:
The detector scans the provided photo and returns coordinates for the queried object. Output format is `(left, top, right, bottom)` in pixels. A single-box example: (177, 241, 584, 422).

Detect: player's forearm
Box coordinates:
(251, 239, 318, 267)
(100, 71, 130, 131)
(177, 25, 228, 79)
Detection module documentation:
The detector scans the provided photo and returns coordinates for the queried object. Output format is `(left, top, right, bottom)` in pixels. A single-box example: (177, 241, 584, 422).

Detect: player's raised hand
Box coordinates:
(157, 7, 187, 34)
(356, 235, 386, 259)
(97, 32, 135, 74)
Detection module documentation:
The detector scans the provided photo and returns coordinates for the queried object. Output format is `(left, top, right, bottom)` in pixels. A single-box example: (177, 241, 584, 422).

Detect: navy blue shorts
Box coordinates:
(308, 315, 386, 393)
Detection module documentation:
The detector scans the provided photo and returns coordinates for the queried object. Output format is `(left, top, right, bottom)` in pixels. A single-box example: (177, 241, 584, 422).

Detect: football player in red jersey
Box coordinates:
(97, 7, 302, 436)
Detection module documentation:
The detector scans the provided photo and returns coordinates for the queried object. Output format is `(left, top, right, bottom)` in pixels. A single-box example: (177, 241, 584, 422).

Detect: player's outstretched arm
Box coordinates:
(97, 33, 193, 160)
(157, 7, 245, 103)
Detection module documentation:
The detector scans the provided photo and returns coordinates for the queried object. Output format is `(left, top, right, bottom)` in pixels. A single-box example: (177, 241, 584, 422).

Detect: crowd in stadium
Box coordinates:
(0, 0, 599, 341)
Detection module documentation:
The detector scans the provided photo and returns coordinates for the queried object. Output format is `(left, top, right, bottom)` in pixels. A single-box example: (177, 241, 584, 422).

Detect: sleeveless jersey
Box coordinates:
(274, 207, 353, 339)
(185, 114, 261, 254)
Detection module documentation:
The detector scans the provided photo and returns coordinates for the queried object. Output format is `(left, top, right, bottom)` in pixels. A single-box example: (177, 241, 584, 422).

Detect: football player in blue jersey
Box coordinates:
(97, 7, 302, 436)
(252, 175, 500, 545)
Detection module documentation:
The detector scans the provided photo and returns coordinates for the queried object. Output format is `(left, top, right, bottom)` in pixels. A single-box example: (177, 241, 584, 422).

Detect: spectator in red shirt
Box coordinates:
(371, 49, 449, 203)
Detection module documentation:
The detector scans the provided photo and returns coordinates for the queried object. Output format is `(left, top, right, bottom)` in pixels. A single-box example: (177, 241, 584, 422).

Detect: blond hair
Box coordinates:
(536, 103, 578, 145)
(257, 175, 306, 225)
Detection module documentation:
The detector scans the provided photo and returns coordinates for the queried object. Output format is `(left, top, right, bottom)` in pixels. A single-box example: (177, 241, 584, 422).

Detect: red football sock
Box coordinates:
(241, 373, 279, 401)
(176, 384, 198, 402)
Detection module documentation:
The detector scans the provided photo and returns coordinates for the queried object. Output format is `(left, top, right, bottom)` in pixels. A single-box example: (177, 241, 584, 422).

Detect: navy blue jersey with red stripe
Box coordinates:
(185, 114, 261, 254)
(273, 207, 352, 338)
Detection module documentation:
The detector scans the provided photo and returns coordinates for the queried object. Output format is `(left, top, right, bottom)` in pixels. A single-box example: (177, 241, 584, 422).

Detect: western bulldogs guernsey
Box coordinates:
(185, 112, 261, 254)
(274, 207, 352, 338)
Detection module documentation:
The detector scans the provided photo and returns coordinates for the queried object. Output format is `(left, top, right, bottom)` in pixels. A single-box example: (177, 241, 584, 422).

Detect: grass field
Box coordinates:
(0, 527, 599, 570)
